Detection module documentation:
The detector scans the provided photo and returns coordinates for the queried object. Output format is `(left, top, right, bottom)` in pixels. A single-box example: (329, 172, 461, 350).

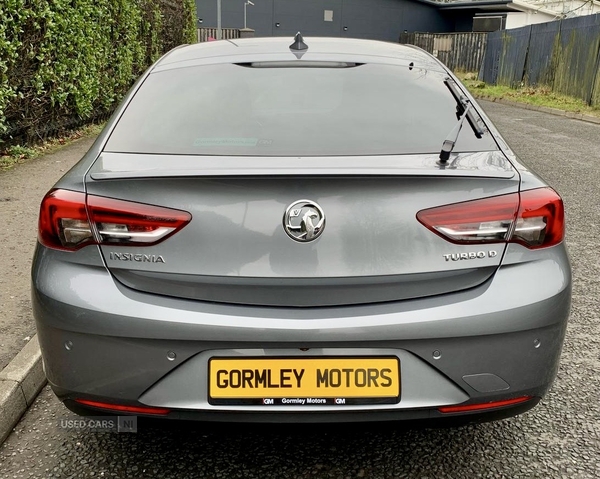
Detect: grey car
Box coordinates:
(32, 35, 571, 424)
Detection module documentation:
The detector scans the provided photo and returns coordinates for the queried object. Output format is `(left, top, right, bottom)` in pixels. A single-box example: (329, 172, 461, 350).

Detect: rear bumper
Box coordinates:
(61, 397, 542, 425)
(32, 243, 571, 423)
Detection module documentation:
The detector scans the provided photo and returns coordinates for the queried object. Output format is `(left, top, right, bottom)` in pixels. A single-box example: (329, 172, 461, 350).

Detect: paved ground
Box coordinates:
(0, 137, 96, 370)
(0, 101, 599, 478)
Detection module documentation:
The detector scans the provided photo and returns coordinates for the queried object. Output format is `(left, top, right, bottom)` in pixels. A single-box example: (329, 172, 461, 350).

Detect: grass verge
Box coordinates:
(0, 123, 104, 171)
(456, 72, 600, 118)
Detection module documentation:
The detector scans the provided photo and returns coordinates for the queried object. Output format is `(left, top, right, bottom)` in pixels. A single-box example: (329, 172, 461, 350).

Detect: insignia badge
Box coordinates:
(283, 199, 326, 242)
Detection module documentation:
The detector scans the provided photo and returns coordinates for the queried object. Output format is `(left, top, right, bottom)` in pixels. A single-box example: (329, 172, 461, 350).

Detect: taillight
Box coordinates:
(417, 187, 564, 249)
(417, 193, 518, 244)
(87, 195, 191, 246)
(511, 188, 564, 249)
(39, 190, 95, 251)
(38, 189, 191, 251)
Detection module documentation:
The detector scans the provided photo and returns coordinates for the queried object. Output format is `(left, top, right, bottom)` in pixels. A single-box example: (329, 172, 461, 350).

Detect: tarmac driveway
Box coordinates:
(0, 137, 96, 370)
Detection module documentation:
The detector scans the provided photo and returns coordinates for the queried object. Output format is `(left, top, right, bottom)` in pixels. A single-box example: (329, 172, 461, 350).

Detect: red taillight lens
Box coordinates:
(87, 195, 191, 246)
(416, 187, 564, 249)
(38, 189, 191, 251)
(39, 190, 95, 251)
(417, 193, 519, 244)
(512, 188, 564, 249)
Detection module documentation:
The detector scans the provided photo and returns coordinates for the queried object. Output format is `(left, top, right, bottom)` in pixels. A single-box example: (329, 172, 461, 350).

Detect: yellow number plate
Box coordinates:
(208, 357, 400, 405)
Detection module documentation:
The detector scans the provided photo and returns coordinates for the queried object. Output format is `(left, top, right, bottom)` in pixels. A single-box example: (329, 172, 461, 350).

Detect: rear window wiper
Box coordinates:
(439, 102, 473, 164)
(444, 78, 484, 139)
(439, 78, 485, 164)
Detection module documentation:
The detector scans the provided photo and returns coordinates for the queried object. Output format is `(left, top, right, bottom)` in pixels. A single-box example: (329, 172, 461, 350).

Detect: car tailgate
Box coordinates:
(84, 151, 519, 307)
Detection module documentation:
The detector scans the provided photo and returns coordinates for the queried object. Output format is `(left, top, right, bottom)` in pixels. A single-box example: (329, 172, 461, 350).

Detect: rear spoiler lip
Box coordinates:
(89, 151, 516, 180)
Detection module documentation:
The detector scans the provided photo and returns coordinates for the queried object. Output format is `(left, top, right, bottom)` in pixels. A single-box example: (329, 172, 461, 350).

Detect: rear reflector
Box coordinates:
(438, 396, 533, 414)
(74, 399, 170, 416)
(38, 189, 191, 251)
(417, 187, 564, 249)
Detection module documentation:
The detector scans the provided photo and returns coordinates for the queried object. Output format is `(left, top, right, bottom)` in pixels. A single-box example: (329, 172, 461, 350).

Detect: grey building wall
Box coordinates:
(196, 0, 452, 42)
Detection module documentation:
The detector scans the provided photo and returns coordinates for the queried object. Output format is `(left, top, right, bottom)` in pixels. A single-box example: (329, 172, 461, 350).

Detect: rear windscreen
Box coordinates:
(105, 63, 498, 156)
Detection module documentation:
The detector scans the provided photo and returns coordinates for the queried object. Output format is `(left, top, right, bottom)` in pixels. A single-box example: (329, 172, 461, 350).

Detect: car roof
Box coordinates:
(153, 36, 446, 73)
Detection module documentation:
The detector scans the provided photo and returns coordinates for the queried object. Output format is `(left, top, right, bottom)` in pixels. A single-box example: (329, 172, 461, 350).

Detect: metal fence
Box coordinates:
(480, 13, 600, 106)
(197, 28, 241, 42)
(400, 32, 488, 72)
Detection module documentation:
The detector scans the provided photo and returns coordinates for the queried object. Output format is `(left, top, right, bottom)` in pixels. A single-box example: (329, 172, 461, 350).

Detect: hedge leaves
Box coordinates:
(0, 0, 196, 148)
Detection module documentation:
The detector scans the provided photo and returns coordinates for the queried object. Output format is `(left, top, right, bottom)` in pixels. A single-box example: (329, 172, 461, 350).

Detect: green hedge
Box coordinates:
(0, 0, 196, 149)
